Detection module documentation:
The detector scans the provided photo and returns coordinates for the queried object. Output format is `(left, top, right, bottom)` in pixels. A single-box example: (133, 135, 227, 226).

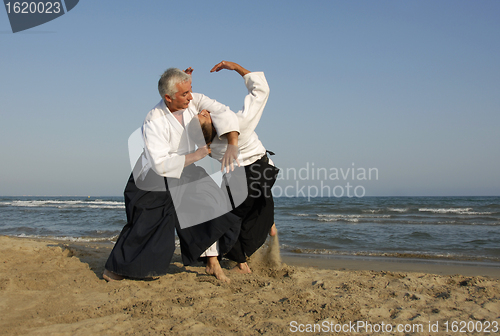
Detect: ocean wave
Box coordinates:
(362, 209, 381, 213)
(317, 214, 391, 218)
(317, 217, 359, 223)
(314, 213, 391, 223)
(87, 205, 125, 209)
(15, 233, 119, 242)
(2, 200, 124, 209)
(388, 208, 409, 213)
(418, 208, 493, 215)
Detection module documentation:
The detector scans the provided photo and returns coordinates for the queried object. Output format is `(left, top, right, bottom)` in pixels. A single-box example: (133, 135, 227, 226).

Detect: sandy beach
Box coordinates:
(1, 235, 499, 335)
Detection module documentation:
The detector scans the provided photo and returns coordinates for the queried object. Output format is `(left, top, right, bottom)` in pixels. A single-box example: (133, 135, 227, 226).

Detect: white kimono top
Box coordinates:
(139, 93, 240, 179)
(210, 72, 270, 167)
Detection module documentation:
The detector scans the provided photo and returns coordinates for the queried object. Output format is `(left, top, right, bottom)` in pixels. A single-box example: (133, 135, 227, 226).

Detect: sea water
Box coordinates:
(1, 196, 499, 262)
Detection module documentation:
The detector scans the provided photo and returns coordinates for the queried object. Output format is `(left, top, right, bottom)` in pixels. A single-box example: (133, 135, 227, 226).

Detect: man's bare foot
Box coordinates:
(269, 223, 278, 237)
(103, 269, 124, 282)
(233, 262, 252, 274)
(205, 256, 230, 283)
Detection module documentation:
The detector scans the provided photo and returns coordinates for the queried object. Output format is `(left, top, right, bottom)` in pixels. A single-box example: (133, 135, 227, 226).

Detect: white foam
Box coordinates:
(317, 217, 359, 223)
(317, 214, 390, 219)
(4, 200, 124, 209)
(419, 208, 492, 215)
(388, 208, 408, 212)
(16, 233, 118, 242)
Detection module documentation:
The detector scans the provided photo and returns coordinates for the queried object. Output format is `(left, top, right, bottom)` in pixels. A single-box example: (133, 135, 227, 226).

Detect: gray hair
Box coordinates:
(158, 68, 191, 99)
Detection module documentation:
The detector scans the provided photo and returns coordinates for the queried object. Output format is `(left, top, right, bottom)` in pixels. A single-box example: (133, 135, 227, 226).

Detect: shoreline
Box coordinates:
(5, 235, 500, 279)
(281, 253, 500, 279)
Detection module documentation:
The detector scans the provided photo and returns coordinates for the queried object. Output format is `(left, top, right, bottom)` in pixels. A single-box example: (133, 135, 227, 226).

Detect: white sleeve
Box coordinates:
(192, 93, 240, 139)
(142, 115, 186, 179)
(238, 72, 270, 139)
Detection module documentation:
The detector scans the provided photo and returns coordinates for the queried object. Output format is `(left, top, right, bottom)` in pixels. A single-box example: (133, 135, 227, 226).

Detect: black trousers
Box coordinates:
(172, 164, 241, 266)
(223, 156, 279, 263)
(104, 172, 177, 278)
(105, 164, 242, 278)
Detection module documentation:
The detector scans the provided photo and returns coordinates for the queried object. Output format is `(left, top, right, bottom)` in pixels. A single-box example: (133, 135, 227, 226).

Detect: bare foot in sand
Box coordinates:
(269, 223, 278, 237)
(103, 269, 124, 282)
(206, 256, 230, 283)
(233, 262, 252, 274)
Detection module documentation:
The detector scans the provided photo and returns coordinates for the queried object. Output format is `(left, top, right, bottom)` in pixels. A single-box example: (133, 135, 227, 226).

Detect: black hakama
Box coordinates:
(223, 156, 279, 263)
(171, 164, 241, 266)
(104, 172, 177, 278)
(105, 163, 242, 278)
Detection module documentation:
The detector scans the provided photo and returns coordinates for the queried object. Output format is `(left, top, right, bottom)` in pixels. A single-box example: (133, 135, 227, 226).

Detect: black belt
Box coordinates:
(261, 150, 275, 164)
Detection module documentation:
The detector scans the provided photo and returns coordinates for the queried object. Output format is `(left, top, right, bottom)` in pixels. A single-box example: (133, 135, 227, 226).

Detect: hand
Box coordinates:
(183, 145, 209, 167)
(221, 144, 240, 172)
(210, 61, 250, 76)
(210, 61, 238, 72)
(184, 67, 194, 75)
(195, 146, 209, 161)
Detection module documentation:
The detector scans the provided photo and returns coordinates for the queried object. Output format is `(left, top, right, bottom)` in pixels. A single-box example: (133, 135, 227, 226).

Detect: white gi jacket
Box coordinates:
(210, 72, 271, 166)
(139, 93, 240, 180)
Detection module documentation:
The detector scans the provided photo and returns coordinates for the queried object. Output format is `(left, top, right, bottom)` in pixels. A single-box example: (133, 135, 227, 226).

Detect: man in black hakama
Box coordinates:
(104, 160, 241, 280)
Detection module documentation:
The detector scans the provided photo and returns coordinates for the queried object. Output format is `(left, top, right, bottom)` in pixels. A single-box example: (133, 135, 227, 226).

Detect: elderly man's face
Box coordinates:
(166, 80, 192, 112)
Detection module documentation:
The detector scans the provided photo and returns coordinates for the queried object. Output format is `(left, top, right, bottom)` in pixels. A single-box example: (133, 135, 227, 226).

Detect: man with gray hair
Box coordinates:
(104, 65, 241, 282)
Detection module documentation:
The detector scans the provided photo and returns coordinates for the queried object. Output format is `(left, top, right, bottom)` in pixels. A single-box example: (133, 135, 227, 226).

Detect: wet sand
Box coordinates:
(282, 253, 500, 279)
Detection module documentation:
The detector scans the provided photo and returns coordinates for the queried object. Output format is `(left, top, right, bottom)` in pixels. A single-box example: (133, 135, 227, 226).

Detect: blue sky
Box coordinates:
(1, 0, 499, 196)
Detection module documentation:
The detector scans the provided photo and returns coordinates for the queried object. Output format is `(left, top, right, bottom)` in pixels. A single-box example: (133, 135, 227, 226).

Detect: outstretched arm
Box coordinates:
(211, 60, 269, 142)
(210, 61, 250, 77)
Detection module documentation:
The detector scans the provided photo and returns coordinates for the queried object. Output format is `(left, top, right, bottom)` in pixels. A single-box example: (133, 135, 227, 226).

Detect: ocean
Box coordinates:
(1, 196, 499, 264)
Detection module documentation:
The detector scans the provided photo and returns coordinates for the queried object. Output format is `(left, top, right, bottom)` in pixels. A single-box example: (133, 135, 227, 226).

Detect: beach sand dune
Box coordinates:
(1, 235, 499, 335)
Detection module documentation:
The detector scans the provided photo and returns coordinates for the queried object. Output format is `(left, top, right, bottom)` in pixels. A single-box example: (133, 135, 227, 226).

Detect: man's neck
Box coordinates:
(165, 100, 184, 126)
(165, 100, 177, 113)
(171, 109, 184, 127)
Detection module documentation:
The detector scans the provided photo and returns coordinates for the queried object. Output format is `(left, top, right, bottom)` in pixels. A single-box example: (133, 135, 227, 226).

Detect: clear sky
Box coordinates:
(1, 0, 499, 197)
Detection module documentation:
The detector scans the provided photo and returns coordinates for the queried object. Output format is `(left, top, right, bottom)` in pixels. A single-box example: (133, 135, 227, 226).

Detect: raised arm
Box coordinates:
(210, 61, 250, 77)
(211, 60, 270, 140)
(237, 72, 270, 139)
